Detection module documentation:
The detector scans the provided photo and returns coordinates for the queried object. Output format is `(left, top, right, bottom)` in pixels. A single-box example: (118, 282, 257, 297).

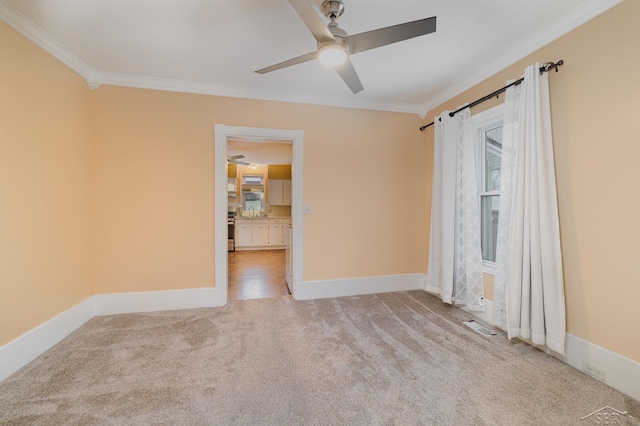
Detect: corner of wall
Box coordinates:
(0, 296, 96, 383)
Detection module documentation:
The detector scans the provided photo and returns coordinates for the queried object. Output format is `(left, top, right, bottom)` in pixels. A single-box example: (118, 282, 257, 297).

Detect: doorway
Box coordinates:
(227, 143, 291, 300)
(214, 125, 303, 305)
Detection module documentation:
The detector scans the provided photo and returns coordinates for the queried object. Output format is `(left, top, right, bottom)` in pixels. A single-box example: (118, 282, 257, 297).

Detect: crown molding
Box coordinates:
(0, 0, 96, 82)
(0, 0, 419, 114)
(92, 71, 422, 115)
(418, 0, 624, 118)
(1, 0, 622, 117)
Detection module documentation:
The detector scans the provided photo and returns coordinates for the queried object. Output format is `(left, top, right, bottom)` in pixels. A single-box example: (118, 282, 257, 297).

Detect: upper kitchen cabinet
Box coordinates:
(268, 179, 291, 206)
(267, 165, 292, 206)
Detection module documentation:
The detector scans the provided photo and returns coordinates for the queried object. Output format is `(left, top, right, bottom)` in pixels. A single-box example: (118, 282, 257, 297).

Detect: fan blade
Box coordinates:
(335, 56, 363, 94)
(255, 51, 317, 74)
(346, 16, 436, 55)
(228, 155, 250, 165)
(288, 0, 335, 43)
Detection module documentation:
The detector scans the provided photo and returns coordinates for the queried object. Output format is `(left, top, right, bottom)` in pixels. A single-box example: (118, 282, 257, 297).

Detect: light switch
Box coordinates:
(304, 204, 312, 215)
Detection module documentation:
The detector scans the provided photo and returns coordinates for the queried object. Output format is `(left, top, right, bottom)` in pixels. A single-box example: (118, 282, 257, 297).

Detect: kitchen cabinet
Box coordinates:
(268, 221, 284, 246)
(283, 180, 292, 205)
(268, 179, 291, 206)
(252, 222, 269, 246)
(235, 218, 289, 249)
(236, 223, 252, 247)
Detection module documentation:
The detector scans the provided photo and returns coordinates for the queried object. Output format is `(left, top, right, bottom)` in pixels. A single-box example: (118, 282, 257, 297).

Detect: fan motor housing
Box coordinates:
(321, 0, 345, 19)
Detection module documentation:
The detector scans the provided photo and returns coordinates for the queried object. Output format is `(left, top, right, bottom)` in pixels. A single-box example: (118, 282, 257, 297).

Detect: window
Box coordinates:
(243, 175, 263, 185)
(241, 175, 265, 214)
(472, 105, 504, 273)
(243, 191, 264, 212)
(480, 126, 502, 263)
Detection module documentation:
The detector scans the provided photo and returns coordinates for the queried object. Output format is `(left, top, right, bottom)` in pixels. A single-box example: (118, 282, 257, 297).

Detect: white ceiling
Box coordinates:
(228, 140, 293, 165)
(0, 0, 622, 117)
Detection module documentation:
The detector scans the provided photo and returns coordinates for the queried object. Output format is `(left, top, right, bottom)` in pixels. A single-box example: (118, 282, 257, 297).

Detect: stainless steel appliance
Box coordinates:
(227, 214, 235, 252)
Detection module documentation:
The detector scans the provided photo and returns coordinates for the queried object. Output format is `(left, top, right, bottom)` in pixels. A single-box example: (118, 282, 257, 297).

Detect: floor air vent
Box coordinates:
(463, 320, 497, 336)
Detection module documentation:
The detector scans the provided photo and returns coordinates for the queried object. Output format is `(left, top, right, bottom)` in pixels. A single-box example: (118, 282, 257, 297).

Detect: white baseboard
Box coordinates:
(465, 299, 640, 402)
(235, 246, 284, 251)
(295, 273, 425, 301)
(0, 296, 96, 383)
(3, 284, 639, 403)
(0, 287, 225, 384)
(94, 287, 225, 316)
(561, 333, 640, 402)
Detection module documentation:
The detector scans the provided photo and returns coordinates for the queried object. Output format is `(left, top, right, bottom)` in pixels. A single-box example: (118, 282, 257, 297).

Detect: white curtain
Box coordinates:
(493, 64, 566, 355)
(426, 109, 485, 311)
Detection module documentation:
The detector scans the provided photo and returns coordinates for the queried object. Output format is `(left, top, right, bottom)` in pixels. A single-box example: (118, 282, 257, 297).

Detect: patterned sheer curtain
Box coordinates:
(492, 64, 566, 355)
(426, 109, 485, 311)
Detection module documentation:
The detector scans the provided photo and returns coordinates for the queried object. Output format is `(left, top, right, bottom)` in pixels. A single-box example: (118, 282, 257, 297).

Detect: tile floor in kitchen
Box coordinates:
(228, 249, 291, 300)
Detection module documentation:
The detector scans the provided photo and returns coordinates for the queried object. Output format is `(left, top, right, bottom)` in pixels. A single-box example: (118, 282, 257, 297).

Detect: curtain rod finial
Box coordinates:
(541, 60, 564, 74)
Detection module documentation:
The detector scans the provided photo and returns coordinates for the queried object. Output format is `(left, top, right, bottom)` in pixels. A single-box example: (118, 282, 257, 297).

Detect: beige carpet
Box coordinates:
(0, 291, 638, 425)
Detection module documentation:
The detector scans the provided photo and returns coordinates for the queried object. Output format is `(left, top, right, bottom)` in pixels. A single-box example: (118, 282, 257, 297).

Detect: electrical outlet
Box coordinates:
(582, 361, 606, 382)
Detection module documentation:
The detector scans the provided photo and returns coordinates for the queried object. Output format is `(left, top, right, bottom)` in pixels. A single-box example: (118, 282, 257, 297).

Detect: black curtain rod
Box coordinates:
(419, 60, 564, 131)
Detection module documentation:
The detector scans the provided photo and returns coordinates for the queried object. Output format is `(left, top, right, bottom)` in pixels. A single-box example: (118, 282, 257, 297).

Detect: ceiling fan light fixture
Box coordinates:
(317, 42, 348, 67)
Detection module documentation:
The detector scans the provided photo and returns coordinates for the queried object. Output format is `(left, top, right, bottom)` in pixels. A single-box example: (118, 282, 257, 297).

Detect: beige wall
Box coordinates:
(92, 87, 426, 293)
(6, 0, 635, 368)
(423, 0, 640, 362)
(483, 273, 494, 302)
(1, 16, 425, 346)
(0, 23, 93, 345)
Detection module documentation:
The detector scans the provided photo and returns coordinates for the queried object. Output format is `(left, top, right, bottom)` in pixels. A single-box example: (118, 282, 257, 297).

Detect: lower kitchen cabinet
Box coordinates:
(235, 218, 290, 250)
(252, 222, 269, 246)
(269, 223, 283, 246)
(236, 223, 252, 247)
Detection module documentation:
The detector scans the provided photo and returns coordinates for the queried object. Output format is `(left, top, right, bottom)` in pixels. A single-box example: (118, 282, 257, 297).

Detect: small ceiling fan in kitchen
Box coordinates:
(228, 155, 250, 165)
(255, 0, 437, 94)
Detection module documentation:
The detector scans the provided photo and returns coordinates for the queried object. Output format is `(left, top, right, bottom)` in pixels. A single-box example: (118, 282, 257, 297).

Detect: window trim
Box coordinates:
(242, 175, 264, 185)
(472, 104, 504, 275)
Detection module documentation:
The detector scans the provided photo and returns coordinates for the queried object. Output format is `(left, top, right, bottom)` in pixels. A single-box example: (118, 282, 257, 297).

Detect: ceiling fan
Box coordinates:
(255, 0, 436, 94)
(228, 155, 250, 165)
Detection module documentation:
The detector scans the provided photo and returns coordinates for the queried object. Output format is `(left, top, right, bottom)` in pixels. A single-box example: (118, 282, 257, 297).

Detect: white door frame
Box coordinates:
(214, 124, 304, 303)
